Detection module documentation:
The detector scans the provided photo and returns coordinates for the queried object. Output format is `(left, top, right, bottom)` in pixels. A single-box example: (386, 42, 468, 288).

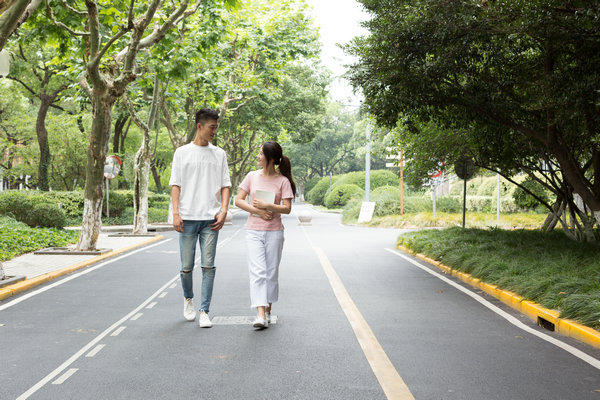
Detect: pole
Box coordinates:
(432, 179, 436, 218)
(365, 118, 371, 202)
(496, 172, 501, 223)
(462, 178, 467, 228)
(400, 150, 404, 216)
(106, 178, 110, 218)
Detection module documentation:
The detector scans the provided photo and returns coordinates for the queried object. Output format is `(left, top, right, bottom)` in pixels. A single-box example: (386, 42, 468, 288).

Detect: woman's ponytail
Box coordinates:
(278, 155, 296, 197)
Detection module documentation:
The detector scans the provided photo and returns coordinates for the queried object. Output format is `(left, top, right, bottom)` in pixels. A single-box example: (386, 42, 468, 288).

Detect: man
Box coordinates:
(169, 108, 231, 328)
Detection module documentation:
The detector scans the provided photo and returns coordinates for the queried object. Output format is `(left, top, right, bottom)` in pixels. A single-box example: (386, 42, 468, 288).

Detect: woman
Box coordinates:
(234, 141, 296, 329)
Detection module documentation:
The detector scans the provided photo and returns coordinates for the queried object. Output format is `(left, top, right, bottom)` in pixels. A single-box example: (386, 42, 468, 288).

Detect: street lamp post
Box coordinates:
(365, 117, 371, 202)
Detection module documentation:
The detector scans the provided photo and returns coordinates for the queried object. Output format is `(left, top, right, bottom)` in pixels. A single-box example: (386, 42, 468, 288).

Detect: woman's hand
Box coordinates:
(252, 198, 269, 210)
(255, 208, 273, 221)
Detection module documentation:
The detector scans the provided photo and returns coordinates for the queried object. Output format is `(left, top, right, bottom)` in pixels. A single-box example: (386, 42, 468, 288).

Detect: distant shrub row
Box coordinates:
(0, 190, 169, 229)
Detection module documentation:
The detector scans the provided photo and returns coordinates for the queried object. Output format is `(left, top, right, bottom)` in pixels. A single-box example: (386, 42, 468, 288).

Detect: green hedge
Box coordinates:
(0, 191, 66, 228)
(306, 176, 339, 206)
(324, 184, 364, 209)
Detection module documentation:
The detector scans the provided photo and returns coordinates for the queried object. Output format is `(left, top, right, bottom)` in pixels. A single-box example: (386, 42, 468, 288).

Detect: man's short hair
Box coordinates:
(195, 108, 220, 125)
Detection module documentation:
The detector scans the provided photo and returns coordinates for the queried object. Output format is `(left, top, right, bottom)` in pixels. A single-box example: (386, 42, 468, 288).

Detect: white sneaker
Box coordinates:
(183, 298, 196, 321)
(265, 312, 271, 323)
(199, 312, 212, 328)
(252, 317, 268, 329)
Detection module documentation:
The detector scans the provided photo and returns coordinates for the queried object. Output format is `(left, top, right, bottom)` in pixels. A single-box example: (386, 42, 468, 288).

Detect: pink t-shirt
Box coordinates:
(239, 170, 294, 231)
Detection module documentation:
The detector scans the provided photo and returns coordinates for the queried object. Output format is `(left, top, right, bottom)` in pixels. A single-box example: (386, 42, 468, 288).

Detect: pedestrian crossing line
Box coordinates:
(313, 247, 415, 400)
(146, 302, 157, 309)
(52, 368, 78, 385)
(110, 326, 127, 337)
(130, 313, 143, 321)
(86, 344, 105, 358)
(159, 292, 168, 298)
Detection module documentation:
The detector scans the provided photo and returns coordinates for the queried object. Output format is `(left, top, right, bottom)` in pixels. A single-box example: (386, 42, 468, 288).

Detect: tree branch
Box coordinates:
(45, 0, 89, 36)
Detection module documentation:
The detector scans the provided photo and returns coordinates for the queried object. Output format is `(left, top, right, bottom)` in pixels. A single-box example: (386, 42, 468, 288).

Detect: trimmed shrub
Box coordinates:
(25, 202, 66, 229)
(325, 184, 364, 209)
(303, 176, 321, 196)
(306, 176, 338, 205)
(102, 191, 127, 217)
(513, 178, 550, 210)
(332, 170, 398, 192)
(0, 191, 33, 221)
(41, 191, 85, 217)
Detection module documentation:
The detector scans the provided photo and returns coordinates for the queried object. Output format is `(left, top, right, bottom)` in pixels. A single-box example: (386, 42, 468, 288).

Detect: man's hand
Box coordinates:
(173, 213, 183, 233)
(210, 210, 227, 231)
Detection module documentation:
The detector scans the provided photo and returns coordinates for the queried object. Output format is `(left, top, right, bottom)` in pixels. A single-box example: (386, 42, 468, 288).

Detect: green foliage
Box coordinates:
(332, 170, 398, 192)
(0, 191, 33, 221)
(0, 216, 79, 261)
(324, 184, 364, 209)
(0, 190, 66, 228)
(102, 191, 127, 218)
(397, 227, 600, 330)
(41, 191, 85, 217)
(513, 177, 550, 210)
(306, 176, 338, 206)
(302, 176, 321, 197)
(26, 202, 66, 229)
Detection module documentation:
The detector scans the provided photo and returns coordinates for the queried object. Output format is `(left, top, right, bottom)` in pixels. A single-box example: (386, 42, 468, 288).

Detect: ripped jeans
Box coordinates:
(179, 220, 219, 313)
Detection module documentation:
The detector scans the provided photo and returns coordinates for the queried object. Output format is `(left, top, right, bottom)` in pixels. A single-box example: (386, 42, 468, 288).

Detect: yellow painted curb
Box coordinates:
(397, 245, 600, 349)
(0, 235, 164, 301)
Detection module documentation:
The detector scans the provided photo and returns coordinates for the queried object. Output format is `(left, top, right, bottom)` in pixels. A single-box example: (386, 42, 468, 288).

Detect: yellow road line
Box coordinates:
(313, 247, 415, 400)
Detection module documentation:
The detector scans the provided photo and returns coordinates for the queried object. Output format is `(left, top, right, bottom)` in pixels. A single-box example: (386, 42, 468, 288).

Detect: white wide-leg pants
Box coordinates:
(246, 230, 284, 308)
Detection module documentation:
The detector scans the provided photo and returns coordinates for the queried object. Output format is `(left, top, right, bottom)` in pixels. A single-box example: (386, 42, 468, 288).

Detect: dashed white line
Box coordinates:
(169, 283, 177, 289)
(146, 302, 157, 309)
(86, 344, 105, 358)
(159, 292, 168, 298)
(110, 326, 127, 337)
(130, 313, 143, 321)
(52, 368, 78, 385)
(16, 230, 242, 400)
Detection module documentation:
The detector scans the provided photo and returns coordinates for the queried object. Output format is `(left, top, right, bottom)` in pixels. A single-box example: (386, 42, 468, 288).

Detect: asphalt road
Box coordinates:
(1, 205, 599, 399)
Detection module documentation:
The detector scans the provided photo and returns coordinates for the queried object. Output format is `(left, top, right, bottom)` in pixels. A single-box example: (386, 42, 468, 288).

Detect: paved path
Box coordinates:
(1, 206, 599, 399)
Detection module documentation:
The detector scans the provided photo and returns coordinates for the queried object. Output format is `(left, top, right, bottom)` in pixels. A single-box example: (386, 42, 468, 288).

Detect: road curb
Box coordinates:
(396, 245, 600, 349)
(0, 235, 165, 302)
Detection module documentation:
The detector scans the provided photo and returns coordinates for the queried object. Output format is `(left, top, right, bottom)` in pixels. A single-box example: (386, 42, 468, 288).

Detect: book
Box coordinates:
(252, 189, 276, 217)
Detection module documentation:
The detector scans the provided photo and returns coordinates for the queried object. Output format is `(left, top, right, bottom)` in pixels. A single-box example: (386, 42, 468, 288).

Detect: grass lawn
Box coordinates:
(397, 227, 600, 331)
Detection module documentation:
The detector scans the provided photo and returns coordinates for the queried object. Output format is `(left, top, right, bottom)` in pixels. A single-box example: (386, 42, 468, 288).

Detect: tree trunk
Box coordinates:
(36, 95, 51, 190)
(77, 96, 113, 250)
(151, 162, 162, 193)
(0, 0, 29, 50)
(132, 141, 151, 234)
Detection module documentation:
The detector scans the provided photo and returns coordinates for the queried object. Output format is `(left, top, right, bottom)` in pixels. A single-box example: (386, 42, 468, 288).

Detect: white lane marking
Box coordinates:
(385, 248, 600, 370)
(85, 344, 105, 358)
(0, 239, 172, 311)
(159, 292, 167, 298)
(16, 229, 242, 400)
(16, 275, 180, 400)
(146, 302, 157, 309)
(130, 313, 143, 321)
(51, 368, 78, 385)
(169, 283, 177, 289)
(110, 326, 127, 337)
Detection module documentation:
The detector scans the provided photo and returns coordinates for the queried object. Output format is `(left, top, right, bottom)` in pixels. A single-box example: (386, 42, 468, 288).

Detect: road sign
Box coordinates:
(103, 155, 122, 180)
(454, 156, 475, 180)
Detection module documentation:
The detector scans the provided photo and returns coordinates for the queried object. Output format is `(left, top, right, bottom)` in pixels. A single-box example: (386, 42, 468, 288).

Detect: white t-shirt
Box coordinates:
(169, 142, 231, 220)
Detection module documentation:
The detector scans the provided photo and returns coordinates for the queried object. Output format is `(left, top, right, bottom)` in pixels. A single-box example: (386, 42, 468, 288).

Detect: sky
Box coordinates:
(304, 0, 369, 107)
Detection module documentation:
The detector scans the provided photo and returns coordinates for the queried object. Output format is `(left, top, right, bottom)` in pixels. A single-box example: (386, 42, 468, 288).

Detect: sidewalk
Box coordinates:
(0, 224, 172, 301)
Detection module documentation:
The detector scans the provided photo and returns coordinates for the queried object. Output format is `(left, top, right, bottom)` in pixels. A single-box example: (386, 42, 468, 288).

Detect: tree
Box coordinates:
(347, 0, 600, 241)
(46, 0, 204, 250)
(7, 38, 74, 190)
